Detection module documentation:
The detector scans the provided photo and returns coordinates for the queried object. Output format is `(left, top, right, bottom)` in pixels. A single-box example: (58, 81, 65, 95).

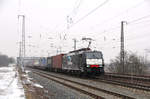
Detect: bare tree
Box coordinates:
(108, 51, 148, 75)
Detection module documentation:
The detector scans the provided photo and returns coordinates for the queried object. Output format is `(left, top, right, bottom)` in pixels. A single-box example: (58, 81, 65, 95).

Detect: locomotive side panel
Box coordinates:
(62, 54, 85, 71)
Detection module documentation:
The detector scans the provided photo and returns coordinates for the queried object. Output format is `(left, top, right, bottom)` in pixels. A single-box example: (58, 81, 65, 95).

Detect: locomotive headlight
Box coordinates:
(87, 64, 90, 67)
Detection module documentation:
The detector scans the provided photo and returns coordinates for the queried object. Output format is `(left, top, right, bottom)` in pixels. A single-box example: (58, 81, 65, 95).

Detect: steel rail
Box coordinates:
(105, 73, 150, 82)
(30, 69, 134, 99)
(95, 77, 150, 91)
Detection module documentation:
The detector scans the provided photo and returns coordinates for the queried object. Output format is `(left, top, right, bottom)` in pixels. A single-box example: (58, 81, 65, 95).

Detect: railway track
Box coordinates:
(105, 73, 150, 82)
(30, 69, 134, 99)
(96, 76, 150, 92)
(96, 73, 150, 91)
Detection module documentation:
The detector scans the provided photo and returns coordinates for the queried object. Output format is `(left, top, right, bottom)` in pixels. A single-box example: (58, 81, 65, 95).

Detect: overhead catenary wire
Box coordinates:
(60, 24, 121, 50)
(74, 0, 146, 49)
(68, 0, 109, 29)
(57, 0, 146, 53)
(61, 0, 109, 42)
(93, 25, 120, 36)
(24, 0, 149, 57)
(126, 26, 150, 42)
(127, 14, 150, 25)
(64, 15, 150, 55)
(25, 16, 62, 56)
(93, 13, 150, 51)
(126, 19, 150, 28)
(95, 22, 150, 50)
(127, 33, 150, 41)
(89, 0, 146, 30)
(64, 0, 146, 43)
(125, 15, 150, 41)
(126, 21, 150, 33)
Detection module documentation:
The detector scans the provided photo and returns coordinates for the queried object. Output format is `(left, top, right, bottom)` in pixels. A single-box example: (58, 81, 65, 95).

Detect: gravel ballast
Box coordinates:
(28, 71, 92, 99)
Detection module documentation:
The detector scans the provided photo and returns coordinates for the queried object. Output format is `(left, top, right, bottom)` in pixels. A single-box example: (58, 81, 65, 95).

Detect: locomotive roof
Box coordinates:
(69, 48, 91, 53)
(46, 48, 102, 57)
(66, 49, 102, 56)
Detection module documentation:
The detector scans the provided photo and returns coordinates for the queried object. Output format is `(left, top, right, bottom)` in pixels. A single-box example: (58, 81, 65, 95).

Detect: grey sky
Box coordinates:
(0, 0, 150, 63)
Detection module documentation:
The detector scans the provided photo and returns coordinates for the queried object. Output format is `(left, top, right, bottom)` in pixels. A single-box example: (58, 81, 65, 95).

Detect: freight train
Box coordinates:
(26, 48, 105, 76)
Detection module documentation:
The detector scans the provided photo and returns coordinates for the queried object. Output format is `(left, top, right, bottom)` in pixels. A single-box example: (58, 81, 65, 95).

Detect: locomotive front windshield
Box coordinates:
(85, 52, 102, 59)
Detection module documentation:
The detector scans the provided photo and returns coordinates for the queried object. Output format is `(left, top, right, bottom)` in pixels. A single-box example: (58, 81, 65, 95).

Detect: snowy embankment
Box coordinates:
(22, 70, 44, 89)
(0, 66, 25, 99)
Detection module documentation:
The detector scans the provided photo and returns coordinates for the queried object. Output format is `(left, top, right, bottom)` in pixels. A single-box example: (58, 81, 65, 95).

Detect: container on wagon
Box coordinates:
(52, 54, 64, 69)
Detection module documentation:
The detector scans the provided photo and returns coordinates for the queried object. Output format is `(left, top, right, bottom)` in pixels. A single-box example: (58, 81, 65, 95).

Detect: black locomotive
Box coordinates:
(26, 48, 105, 76)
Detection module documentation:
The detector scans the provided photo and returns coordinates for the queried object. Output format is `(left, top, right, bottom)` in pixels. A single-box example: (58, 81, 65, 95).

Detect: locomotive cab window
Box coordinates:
(85, 52, 102, 59)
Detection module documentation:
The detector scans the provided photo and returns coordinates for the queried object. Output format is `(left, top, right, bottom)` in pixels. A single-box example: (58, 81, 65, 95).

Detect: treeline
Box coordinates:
(108, 51, 149, 75)
(0, 54, 15, 66)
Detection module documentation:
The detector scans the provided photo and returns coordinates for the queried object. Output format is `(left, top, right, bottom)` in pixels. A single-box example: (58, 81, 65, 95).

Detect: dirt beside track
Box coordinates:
(18, 69, 52, 99)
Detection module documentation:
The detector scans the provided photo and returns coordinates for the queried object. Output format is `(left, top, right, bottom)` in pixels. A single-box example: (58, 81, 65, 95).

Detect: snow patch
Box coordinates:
(33, 83, 43, 88)
(22, 70, 43, 89)
(25, 70, 30, 74)
(0, 66, 25, 99)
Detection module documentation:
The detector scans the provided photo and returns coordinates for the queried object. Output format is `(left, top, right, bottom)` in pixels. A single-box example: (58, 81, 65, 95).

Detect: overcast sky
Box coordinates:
(0, 0, 150, 63)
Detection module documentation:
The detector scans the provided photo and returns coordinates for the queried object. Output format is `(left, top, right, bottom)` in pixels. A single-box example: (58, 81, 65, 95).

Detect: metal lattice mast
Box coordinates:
(22, 15, 25, 58)
(18, 15, 25, 71)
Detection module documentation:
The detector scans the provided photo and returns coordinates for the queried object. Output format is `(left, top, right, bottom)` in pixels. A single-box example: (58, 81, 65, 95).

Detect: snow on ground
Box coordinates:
(0, 66, 25, 99)
(23, 70, 43, 89)
(33, 83, 43, 88)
